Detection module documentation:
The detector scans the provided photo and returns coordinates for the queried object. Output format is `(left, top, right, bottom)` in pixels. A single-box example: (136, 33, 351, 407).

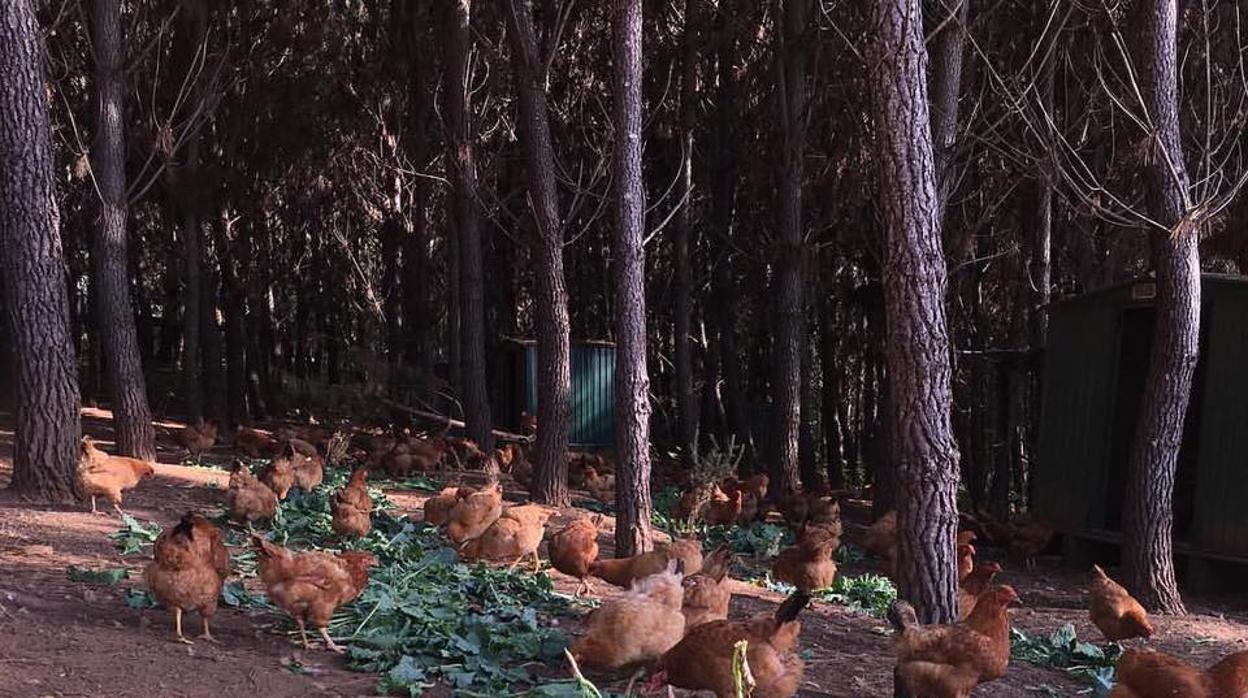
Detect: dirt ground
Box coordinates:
(3, 409, 1248, 697)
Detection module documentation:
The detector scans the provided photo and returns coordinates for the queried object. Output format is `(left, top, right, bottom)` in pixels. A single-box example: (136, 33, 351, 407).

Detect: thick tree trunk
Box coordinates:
(611, 0, 653, 557)
(872, 0, 961, 626)
(443, 0, 495, 453)
(506, 0, 572, 504)
(89, 0, 155, 460)
(673, 0, 700, 459)
(0, 0, 82, 502)
(1121, 0, 1194, 615)
(771, 0, 811, 496)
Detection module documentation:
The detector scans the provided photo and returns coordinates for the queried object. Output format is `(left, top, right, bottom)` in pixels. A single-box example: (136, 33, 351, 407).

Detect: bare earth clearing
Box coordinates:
(2, 410, 1247, 697)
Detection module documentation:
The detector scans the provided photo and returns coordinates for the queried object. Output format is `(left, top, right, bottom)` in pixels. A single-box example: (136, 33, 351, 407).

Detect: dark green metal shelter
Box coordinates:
(491, 339, 616, 446)
(1034, 273, 1248, 571)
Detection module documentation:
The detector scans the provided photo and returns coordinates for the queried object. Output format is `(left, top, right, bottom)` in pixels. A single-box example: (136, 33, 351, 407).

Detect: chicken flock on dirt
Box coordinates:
(76, 416, 1205, 697)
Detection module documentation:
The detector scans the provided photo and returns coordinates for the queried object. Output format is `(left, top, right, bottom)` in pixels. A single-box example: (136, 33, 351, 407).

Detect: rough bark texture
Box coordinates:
(871, 0, 961, 625)
(506, 0, 572, 505)
(611, 0, 653, 557)
(770, 0, 810, 496)
(90, 0, 156, 460)
(1120, 0, 1194, 615)
(0, 0, 82, 502)
(443, 0, 495, 453)
(928, 0, 968, 218)
(672, 0, 700, 459)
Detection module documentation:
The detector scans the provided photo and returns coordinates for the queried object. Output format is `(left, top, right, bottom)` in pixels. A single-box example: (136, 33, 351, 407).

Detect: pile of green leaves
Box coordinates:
(706, 521, 793, 559)
(67, 566, 129, 586)
(331, 528, 574, 695)
(110, 514, 161, 554)
(254, 469, 575, 695)
(1011, 623, 1121, 695)
(814, 574, 896, 616)
(760, 573, 897, 617)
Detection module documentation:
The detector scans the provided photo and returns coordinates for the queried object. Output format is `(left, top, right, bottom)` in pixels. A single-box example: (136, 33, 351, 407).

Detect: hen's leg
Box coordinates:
(318, 626, 345, 653)
(296, 617, 311, 649)
(174, 608, 193, 644)
(198, 616, 218, 643)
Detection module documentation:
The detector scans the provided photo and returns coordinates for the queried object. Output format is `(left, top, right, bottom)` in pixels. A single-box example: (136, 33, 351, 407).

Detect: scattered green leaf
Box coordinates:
(67, 566, 129, 586)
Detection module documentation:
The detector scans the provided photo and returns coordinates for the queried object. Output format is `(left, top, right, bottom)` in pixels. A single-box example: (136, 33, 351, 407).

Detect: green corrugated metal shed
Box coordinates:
(1034, 274, 1248, 560)
(491, 339, 615, 446)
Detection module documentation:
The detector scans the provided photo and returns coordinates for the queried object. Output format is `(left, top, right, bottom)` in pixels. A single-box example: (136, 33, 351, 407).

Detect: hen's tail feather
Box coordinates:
(775, 591, 811, 624)
(887, 600, 919, 634)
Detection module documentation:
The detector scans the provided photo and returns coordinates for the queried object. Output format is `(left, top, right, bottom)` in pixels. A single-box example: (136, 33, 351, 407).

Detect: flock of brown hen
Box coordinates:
(73, 420, 1248, 697)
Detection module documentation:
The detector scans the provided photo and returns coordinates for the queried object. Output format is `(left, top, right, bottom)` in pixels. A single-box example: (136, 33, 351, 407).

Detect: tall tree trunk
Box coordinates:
(771, 0, 811, 496)
(872, 0, 961, 626)
(443, 0, 495, 453)
(1120, 0, 1195, 615)
(709, 0, 751, 466)
(506, 0, 572, 505)
(215, 213, 249, 425)
(0, 0, 82, 501)
(820, 282, 845, 489)
(200, 265, 228, 425)
(611, 0, 653, 557)
(395, 0, 434, 391)
(928, 0, 968, 217)
(89, 0, 155, 460)
(673, 0, 700, 460)
(799, 320, 821, 489)
(181, 138, 203, 423)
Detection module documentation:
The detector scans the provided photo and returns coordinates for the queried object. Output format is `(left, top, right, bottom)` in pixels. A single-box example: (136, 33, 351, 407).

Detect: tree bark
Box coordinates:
(89, 0, 155, 460)
(506, 0, 572, 504)
(872, 0, 961, 625)
(820, 282, 844, 489)
(673, 0, 701, 460)
(443, 0, 495, 454)
(611, 0, 654, 557)
(1120, 0, 1195, 615)
(709, 0, 752, 465)
(770, 0, 811, 496)
(394, 0, 435, 391)
(0, 0, 82, 501)
(928, 0, 968, 218)
(200, 265, 228, 425)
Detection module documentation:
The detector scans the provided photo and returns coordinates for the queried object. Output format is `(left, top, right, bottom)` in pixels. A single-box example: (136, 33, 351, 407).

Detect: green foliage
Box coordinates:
(815, 574, 897, 616)
(762, 573, 897, 617)
(334, 526, 573, 695)
(67, 566, 129, 586)
(110, 514, 161, 555)
(706, 522, 793, 559)
(125, 589, 158, 609)
(240, 470, 577, 695)
(1011, 624, 1121, 695)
